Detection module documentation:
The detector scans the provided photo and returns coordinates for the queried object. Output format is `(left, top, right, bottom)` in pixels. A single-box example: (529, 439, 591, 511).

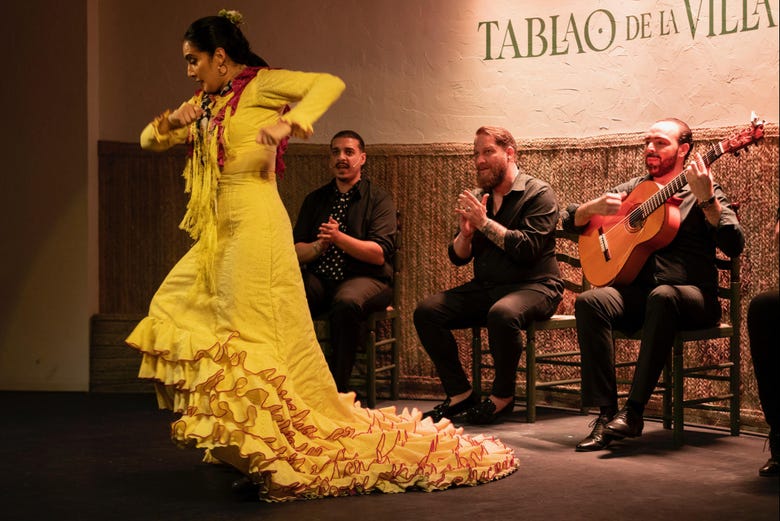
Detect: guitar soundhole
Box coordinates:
(626, 206, 644, 232)
(626, 216, 644, 232)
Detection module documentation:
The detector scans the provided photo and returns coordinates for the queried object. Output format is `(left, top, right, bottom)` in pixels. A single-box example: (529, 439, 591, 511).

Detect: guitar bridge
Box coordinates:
(598, 226, 611, 261)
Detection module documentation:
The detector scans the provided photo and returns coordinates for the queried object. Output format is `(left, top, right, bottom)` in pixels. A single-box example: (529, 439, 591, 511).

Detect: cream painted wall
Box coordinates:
(100, 0, 779, 145)
(0, 2, 89, 390)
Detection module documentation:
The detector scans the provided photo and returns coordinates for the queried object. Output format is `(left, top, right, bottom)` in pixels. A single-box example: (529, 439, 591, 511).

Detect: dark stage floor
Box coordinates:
(0, 392, 776, 521)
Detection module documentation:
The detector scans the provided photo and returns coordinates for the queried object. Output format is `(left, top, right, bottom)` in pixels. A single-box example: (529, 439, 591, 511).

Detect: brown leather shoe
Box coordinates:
(605, 406, 644, 438)
(576, 414, 620, 452)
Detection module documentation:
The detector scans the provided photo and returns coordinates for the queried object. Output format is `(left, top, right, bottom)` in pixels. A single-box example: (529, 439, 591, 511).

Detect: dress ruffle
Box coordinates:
(127, 315, 518, 502)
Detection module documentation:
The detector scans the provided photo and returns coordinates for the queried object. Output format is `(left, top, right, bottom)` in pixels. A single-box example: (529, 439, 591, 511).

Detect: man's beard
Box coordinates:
(477, 165, 504, 190)
(645, 153, 677, 178)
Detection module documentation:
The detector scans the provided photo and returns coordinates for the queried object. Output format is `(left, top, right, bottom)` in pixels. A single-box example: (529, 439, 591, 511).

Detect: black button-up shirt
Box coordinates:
(449, 173, 564, 300)
(293, 177, 396, 282)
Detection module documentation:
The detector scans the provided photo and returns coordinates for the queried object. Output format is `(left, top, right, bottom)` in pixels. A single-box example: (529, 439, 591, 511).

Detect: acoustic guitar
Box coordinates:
(579, 113, 765, 288)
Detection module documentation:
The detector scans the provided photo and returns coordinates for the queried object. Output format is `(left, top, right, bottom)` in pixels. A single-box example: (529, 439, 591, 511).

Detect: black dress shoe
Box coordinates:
(605, 406, 644, 438)
(231, 476, 259, 499)
(422, 394, 478, 422)
(575, 414, 620, 452)
(457, 397, 514, 425)
(758, 457, 779, 477)
(759, 431, 779, 477)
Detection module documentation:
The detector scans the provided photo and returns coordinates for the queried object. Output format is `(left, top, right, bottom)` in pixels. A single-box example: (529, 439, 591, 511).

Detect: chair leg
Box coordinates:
(366, 321, 377, 409)
(471, 327, 483, 398)
(729, 335, 741, 436)
(673, 338, 684, 447)
(662, 358, 672, 430)
(525, 327, 537, 423)
(390, 315, 400, 401)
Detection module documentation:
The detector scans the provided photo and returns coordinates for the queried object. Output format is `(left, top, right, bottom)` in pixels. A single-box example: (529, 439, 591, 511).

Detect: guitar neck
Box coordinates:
(632, 141, 725, 223)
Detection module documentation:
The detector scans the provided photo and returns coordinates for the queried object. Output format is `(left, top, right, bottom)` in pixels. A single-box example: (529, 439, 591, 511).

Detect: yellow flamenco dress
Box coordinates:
(126, 66, 518, 501)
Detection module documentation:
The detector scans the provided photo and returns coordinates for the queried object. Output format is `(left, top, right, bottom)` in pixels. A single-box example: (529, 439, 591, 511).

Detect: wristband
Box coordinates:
(698, 195, 716, 210)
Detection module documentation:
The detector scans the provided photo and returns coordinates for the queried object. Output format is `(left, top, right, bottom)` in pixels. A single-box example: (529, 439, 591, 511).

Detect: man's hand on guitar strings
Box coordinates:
(574, 191, 626, 226)
(686, 152, 715, 203)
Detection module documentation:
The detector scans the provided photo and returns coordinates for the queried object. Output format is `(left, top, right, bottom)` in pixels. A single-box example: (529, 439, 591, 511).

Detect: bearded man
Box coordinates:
(414, 126, 564, 425)
(562, 118, 744, 451)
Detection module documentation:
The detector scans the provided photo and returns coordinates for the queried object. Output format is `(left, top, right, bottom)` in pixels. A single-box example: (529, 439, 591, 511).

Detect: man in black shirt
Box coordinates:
(562, 118, 745, 451)
(293, 130, 396, 393)
(414, 126, 564, 425)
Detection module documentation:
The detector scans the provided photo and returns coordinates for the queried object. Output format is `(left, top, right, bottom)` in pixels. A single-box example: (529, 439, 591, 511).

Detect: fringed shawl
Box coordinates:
(179, 66, 267, 292)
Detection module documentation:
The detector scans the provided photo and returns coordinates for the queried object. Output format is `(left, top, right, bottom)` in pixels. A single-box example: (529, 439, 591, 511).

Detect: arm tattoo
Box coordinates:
(479, 219, 506, 249)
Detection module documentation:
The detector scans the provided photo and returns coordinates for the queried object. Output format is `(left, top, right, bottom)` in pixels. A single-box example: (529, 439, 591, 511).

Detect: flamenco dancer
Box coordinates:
(127, 10, 517, 501)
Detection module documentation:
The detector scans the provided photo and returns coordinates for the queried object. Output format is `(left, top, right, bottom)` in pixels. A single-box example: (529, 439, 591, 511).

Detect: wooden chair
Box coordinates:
(471, 230, 589, 422)
(314, 212, 401, 408)
(613, 256, 741, 447)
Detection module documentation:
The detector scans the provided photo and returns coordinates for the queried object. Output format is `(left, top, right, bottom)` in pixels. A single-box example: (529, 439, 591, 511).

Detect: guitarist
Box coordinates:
(561, 118, 745, 451)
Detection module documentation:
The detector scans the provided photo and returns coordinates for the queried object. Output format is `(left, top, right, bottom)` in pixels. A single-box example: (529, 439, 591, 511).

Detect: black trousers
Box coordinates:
(748, 289, 779, 432)
(414, 281, 560, 399)
(575, 284, 721, 408)
(301, 271, 392, 393)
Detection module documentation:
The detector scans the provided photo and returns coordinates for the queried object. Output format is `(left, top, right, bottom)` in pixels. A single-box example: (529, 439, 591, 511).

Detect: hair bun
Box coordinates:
(218, 9, 243, 26)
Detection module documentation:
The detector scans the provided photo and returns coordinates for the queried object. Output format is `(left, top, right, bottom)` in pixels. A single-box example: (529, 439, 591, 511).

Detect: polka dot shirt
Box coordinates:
(312, 182, 360, 281)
